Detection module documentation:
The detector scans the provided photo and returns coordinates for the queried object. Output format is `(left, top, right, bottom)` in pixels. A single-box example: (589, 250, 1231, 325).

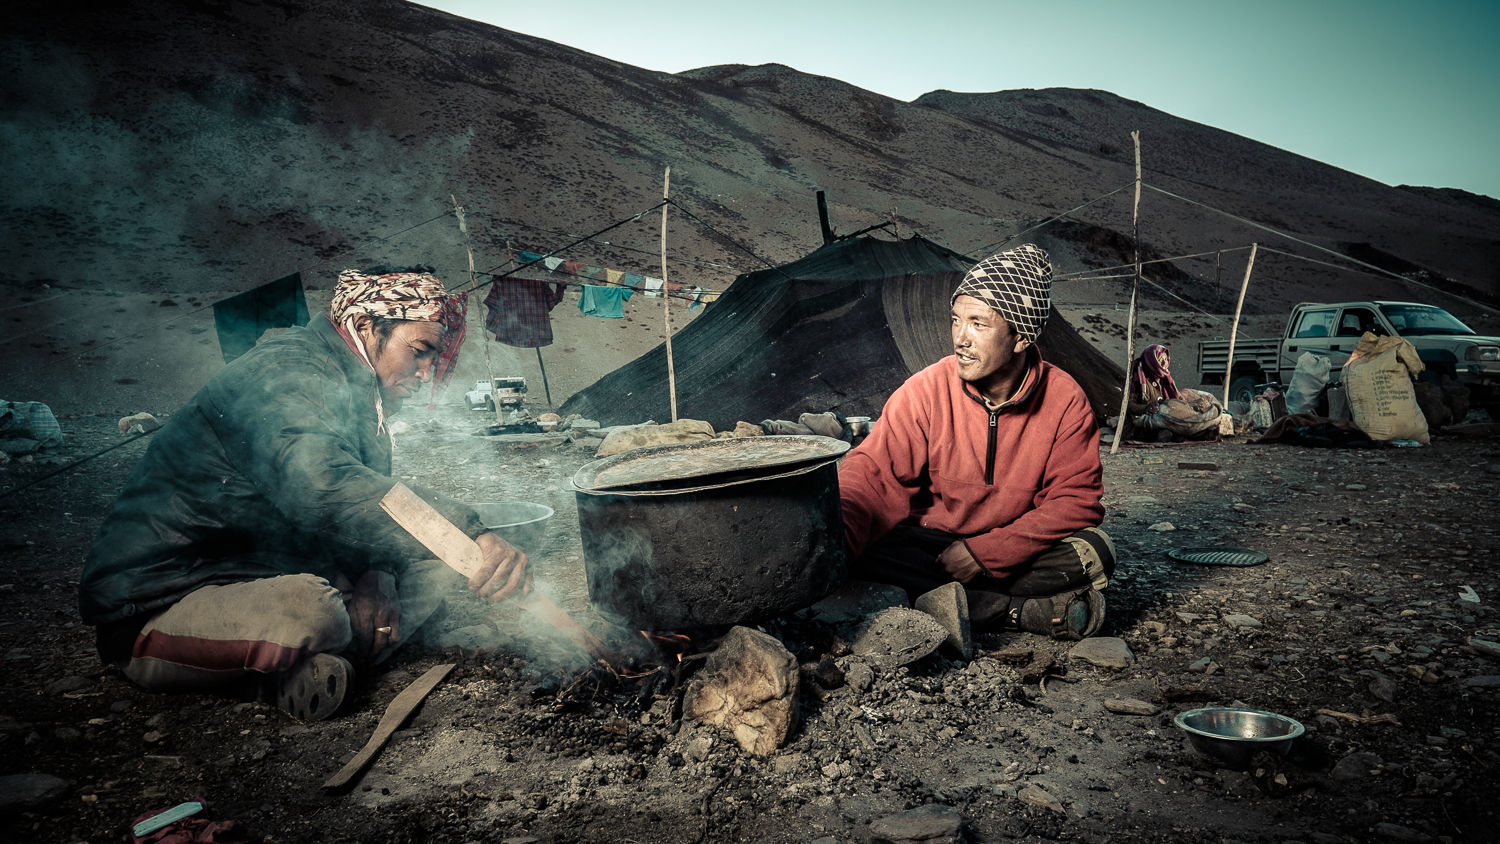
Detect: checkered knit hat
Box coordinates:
(951, 244, 1053, 342)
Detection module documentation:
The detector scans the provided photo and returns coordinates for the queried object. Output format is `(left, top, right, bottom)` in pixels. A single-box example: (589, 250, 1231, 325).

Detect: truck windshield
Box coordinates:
(1377, 304, 1475, 336)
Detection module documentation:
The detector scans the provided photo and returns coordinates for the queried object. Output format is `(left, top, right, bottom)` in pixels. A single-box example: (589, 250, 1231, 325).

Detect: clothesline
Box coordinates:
(970, 182, 1134, 257)
(1054, 245, 1257, 280)
(480, 213, 741, 274)
(491, 248, 719, 302)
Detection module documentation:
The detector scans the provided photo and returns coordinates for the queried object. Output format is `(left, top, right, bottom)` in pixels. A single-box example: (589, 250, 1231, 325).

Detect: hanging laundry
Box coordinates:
(700, 289, 721, 305)
(579, 284, 633, 318)
(562, 260, 584, 276)
(212, 272, 310, 363)
(641, 276, 664, 297)
(518, 250, 542, 265)
(584, 265, 604, 279)
(688, 286, 706, 312)
(623, 273, 644, 291)
(543, 256, 563, 272)
(484, 278, 567, 347)
(605, 269, 624, 286)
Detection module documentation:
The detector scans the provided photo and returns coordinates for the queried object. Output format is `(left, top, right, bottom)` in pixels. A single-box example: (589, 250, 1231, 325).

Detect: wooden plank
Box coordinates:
(322, 662, 456, 793)
(379, 483, 483, 579)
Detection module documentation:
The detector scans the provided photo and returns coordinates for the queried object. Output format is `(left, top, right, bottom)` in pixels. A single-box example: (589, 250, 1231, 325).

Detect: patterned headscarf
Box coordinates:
(1131, 343, 1179, 400)
(330, 268, 469, 426)
(951, 244, 1053, 343)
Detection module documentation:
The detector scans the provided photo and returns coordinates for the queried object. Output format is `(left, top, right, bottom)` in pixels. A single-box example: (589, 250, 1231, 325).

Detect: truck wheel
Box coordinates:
(1229, 376, 1258, 406)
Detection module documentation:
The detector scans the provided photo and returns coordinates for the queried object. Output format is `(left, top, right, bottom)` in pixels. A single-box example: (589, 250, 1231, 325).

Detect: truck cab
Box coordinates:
(1199, 301, 1500, 415)
(1279, 303, 1384, 375)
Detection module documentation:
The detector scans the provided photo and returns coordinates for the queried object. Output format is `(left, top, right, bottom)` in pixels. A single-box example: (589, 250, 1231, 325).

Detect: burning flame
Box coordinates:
(639, 630, 692, 662)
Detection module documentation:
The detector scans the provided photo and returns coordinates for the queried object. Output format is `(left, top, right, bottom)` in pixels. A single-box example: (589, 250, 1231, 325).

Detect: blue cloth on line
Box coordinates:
(579, 285, 633, 318)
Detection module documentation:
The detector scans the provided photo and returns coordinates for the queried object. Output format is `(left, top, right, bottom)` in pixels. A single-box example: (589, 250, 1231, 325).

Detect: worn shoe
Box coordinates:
(1015, 587, 1106, 640)
(276, 654, 353, 722)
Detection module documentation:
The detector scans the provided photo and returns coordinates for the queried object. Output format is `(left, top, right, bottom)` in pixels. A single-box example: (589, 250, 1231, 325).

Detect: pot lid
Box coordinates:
(573, 435, 850, 492)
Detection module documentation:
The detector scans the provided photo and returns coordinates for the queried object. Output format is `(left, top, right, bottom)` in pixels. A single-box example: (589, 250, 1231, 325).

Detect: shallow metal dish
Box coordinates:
(471, 501, 554, 554)
(1173, 707, 1305, 769)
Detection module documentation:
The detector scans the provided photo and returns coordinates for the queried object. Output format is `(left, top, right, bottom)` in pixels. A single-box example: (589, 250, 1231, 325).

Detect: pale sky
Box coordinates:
(420, 0, 1500, 199)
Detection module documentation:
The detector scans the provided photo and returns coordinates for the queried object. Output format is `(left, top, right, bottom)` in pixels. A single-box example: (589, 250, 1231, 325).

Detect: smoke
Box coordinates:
(0, 35, 480, 292)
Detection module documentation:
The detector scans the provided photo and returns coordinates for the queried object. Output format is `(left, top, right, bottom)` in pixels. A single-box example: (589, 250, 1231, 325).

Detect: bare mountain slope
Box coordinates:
(3, 0, 1498, 416)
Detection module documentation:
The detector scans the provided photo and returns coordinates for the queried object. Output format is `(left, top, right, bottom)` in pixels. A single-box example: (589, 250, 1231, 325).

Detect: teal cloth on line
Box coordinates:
(213, 273, 310, 362)
(579, 284, 633, 318)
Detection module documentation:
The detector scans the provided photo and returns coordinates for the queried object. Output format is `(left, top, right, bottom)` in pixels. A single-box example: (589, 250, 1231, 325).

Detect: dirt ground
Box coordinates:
(3, 391, 1499, 844)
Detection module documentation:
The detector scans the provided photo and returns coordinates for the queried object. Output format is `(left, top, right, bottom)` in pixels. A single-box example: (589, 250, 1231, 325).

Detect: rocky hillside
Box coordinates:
(5, 0, 1497, 296)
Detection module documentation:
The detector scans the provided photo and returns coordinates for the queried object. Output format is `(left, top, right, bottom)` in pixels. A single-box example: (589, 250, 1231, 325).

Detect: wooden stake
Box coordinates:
(1222, 242, 1259, 408)
(661, 167, 678, 421)
(1109, 131, 1143, 455)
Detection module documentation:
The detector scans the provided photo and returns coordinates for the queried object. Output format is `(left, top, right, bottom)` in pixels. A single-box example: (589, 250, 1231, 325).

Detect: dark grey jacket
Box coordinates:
(78, 316, 482, 637)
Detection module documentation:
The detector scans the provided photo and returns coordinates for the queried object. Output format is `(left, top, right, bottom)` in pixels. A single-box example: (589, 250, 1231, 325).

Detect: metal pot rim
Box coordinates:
(572, 434, 850, 494)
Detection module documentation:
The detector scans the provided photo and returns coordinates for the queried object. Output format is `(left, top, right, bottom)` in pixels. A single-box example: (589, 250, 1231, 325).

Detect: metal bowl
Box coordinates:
(471, 502, 554, 554)
(1173, 707, 1305, 769)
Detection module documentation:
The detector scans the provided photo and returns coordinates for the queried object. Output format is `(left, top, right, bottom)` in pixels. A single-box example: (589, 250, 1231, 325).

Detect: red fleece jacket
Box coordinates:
(839, 349, 1104, 577)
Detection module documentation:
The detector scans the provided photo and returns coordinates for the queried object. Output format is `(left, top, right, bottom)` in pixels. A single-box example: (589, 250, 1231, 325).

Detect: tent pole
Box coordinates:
(536, 348, 552, 406)
(1222, 242, 1259, 408)
(816, 190, 835, 245)
(1109, 131, 1143, 455)
(661, 167, 679, 422)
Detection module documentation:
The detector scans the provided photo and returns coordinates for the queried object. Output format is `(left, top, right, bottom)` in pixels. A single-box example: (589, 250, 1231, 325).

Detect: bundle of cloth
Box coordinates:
(1126, 344, 1223, 441)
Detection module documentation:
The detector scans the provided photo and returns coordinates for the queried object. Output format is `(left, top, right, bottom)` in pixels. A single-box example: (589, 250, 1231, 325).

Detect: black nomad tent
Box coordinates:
(560, 234, 1124, 430)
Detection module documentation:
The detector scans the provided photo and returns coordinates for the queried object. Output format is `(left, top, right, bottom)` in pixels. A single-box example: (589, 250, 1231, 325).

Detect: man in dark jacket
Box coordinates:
(79, 267, 527, 720)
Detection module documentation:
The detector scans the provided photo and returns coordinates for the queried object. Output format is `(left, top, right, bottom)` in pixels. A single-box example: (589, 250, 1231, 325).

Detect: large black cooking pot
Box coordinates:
(571, 435, 850, 630)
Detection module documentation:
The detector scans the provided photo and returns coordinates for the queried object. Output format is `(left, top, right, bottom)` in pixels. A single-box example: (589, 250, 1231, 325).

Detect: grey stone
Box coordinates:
(595, 419, 715, 457)
(913, 582, 972, 661)
(1367, 672, 1400, 703)
(841, 658, 875, 692)
(1330, 751, 1382, 781)
(1103, 697, 1160, 716)
(43, 675, 93, 696)
(1017, 783, 1065, 813)
(1463, 675, 1500, 688)
(1371, 822, 1433, 842)
(1147, 521, 1176, 532)
(683, 626, 799, 756)
(1068, 637, 1134, 669)
(868, 804, 962, 844)
(0, 773, 69, 811)
(117, 412, 161, 435)
(1222, 614, 1263, 629)
(1468, 637, 1500, 659)
(851, 608, 948, 669)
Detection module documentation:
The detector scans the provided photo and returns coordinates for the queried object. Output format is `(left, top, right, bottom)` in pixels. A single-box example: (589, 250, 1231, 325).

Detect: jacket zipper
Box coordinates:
(984, 409, 998, 484)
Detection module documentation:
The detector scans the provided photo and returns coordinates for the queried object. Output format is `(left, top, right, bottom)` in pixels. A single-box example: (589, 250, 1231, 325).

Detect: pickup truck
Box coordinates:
(1197, 301, 1500, 413)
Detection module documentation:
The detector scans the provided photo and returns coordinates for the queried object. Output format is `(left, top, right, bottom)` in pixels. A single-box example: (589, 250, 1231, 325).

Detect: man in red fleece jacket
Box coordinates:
(839, 245, 1114, 639)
